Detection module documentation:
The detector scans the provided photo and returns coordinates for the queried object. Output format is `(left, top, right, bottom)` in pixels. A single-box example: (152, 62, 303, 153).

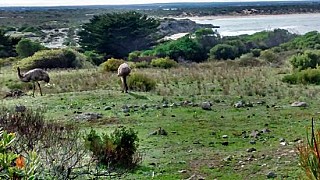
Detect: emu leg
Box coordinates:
(123, 76, 128, 93)
(32, 82, 35, 97)
(37, 82, 43, 96)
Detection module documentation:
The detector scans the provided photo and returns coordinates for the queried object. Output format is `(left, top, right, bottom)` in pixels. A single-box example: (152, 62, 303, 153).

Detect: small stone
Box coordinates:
(201, 102, 212, 110)
(249, 140, 256, 145)
(279, 138, 286, 142)
(280, 142, 287, 146)
(223, 155, 232, 161)
(247, 147, 256, 152)
(162, 103, 169, 108)
(266, 171, 277, 178)
(291, 101, 308, 107)
(221, 141, 229, 146)
(178, 169, 187, 173)
(104, 106, 112, 110)
(222, 135, 228, 139)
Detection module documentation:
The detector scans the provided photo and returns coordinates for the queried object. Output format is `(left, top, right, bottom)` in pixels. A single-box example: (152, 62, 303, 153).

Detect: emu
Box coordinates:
(17, 67, 50, 97)
(117, 63, 131, 93)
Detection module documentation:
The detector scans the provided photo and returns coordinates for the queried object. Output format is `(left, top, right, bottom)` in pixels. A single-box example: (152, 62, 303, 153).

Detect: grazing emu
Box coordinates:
(17, 67, 50, 97)
(117, 63, 131, 93)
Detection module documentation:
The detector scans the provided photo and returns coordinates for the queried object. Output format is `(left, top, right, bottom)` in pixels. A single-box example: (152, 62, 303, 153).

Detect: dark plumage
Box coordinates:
(117, 63, 131, 93)
(17, 67, 50, 97)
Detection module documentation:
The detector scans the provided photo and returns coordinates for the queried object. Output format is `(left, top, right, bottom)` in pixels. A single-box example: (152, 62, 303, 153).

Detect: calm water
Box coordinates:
(188, 13, 320, 36)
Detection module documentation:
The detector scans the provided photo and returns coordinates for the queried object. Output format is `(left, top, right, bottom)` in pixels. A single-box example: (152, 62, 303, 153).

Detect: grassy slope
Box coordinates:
(1, 62, 318, 179)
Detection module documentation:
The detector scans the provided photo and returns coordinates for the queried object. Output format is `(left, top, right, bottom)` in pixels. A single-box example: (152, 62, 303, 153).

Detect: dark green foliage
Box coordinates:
(16, 48, 92, 70)
(0, 29, 20, 58)
(259, 50, 278, 63)
(282, 31, 320, 50)
(134, 61, 150, 68)
(282, 69, 320, 85)
(127, 73, 157, 92)
(79, 11, 159, 58)
(151, 57, 177, 69)
(290, 50, 320, 71)
(84, 127, 140, 168)
(16, 38, 47, 58)
(83, 50, 105, 65)
(128, 51, 142, 62)
(153, 35, 205, 62)
(251, 49, 261, 57)
(100, 58, 125, 72)
(209, 44, 238, 60)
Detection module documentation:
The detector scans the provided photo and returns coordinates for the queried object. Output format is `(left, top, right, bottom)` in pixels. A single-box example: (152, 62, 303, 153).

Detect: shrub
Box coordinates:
(84, 127, 141, 168)
(297, 118, 320, 180)
(16, 39, 47, 58)
(127, 73, 157, 92)
(83, 50, 105, 65)
(209, 44, 238, 60)
(251, 49, 261, 57)
(16, 48, 93, 70)
(282, 68, 320, 85)
(290, 50, 320, 71)
(259, 50, 278, 63)
(134, 61, 150, 68)
(150, 57, 177, 69)
(100, 58, 125, 72)
(128, 51, 141, 62)
(0, 129, 40, 179)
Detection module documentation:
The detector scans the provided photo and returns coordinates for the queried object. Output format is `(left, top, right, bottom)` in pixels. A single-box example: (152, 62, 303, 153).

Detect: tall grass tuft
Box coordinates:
(297, 118, 320, 179)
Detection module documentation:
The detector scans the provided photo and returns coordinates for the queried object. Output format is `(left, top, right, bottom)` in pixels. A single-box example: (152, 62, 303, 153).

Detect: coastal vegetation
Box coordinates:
(1, 4, 320, 179)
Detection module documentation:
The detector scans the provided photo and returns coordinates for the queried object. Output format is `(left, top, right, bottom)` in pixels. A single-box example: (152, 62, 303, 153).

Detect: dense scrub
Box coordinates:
(16, 48, 93, 70)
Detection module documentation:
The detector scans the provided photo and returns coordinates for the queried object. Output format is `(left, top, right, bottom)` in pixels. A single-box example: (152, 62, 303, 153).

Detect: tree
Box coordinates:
(16, 39, 47, 58)
(209, 44, 238, 60)
(79, 11, 159, 58)
(0, 29, 20, 58)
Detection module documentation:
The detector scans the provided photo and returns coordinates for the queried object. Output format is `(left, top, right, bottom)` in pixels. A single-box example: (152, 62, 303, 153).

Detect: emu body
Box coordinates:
(17, 67, 50, 97)
(117, 63, 131, 93)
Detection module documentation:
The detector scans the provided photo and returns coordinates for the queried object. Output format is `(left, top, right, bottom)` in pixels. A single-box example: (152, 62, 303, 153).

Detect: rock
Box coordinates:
(186, 174, 206, 180)
(279, 138, 286, 142)
(291, 101, 307, 107)
(221, 141, 229, 146)
(234, 100, 245, 108)
(250, 130, 261, 138)
(178, 169, 187, 173)
(280, 142, 287, 146)
(247, 147, 256, 152)
(261, 128, 271, 133)
(104, 106, 112, 110)
(162, 103, 169, 108)
(266, 171, 277, 178)
(75, 112, 102, 121)
(201, 102, 212, 110)
(223, 155, 232, 161)
(249, 140, 256, 145)
(15, 105, 26, 112)
(170, 103, 177, 107)
(4, 89, 25, 98)
(222, 135, 228, 139)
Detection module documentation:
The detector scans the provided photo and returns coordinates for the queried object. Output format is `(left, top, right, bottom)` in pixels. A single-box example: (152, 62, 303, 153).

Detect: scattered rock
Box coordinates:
(222, 135, 228, 139)
(15, 105, 26, 112)
(75, 112, 102, 121)
(149, 127, 168, 136)
(247, 147, 256, 152)
(4, 89, 25, 98)
(104, 106, 112, 110)
(291, 101, 308, 107)
(234, 100, 245, 108)
(221, 141, 229, 146)
(266, 171, 277, 178)
(178, 169, 187, 173)
(201, 102, 212, 110)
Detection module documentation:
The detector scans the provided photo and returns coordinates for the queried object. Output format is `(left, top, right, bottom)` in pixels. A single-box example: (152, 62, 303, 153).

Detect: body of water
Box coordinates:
(188, 13, 320, 36)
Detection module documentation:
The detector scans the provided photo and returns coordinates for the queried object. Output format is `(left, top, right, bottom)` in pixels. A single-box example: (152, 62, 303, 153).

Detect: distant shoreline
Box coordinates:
(172, 12, 320, 21)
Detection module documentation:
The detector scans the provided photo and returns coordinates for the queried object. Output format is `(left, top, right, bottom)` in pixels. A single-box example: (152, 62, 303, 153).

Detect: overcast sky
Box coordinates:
(0, 0, 294, 7)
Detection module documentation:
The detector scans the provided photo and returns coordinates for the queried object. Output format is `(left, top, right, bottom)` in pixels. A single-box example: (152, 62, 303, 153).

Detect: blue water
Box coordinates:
(188, 13, 320, 36)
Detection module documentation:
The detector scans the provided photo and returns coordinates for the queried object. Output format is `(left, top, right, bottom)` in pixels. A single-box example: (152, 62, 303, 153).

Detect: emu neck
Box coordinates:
(17, 68, 28, 82)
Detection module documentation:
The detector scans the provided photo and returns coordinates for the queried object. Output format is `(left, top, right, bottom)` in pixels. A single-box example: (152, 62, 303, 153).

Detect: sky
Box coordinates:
(0, 0, 295, 7)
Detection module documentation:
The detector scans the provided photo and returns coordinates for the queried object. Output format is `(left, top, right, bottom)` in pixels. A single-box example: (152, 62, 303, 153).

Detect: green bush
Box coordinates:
(16, 48, 93, 70)
(128, 51, 141, 62)
(290, 50, 320, 71)
(150, 57, 177, 69)
(209, 44, 238, 60)
(84, 127, 140, 168)
(251, 49, 261, 57)
(134, 61, 150, 68)
(16, 39, 47, 58)
(83, 50, 105, 65)
(259, 50, 278, 63)
(127, 73, 157, 92)
(282, 68, 320, 85)
(100, 58, 125, 72)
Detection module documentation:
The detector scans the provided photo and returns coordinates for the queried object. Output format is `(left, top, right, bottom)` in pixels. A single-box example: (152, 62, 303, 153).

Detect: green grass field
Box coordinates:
(0, 62, 317, 179)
